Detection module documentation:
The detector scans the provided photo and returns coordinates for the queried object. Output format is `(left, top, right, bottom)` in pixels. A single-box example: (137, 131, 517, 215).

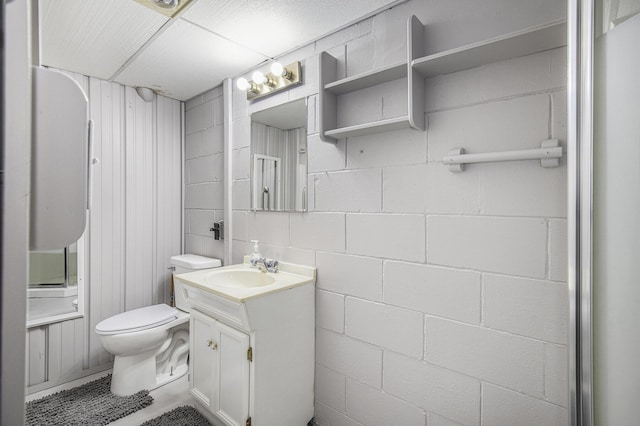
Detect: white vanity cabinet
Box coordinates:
(190, 308, 250, 426)
(178, 261, 316, 426)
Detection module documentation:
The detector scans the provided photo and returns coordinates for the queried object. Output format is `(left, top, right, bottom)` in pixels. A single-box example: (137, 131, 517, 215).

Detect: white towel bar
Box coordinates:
(443, 139, 562, 172)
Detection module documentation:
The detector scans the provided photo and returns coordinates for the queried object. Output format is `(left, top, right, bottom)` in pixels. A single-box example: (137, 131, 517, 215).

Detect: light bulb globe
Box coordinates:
(270, 62, 284, 77)
(252, 70, 266, 85)
(236, 77, 249, 91)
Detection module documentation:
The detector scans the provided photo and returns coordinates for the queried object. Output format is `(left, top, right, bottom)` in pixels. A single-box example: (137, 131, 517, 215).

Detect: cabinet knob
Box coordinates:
(207, 339, 218, 350)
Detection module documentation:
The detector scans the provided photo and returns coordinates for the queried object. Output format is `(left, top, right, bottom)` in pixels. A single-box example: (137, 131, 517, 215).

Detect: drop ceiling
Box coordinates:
(39, 0, 403, 101)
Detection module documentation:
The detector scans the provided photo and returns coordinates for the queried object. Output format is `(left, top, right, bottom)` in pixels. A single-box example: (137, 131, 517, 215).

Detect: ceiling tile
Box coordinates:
(114, 19, 269, 100)
(39, 0, 169, 79)
(182, 0, 400, 57)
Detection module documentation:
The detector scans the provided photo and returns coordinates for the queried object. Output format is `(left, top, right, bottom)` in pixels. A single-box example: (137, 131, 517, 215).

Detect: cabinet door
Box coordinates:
(189, 309, 218, 410)
(214, 321, 250, 426)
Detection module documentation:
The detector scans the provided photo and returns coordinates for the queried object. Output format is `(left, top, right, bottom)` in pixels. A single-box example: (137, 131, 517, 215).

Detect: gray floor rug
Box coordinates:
(141, 405, 212, 426)
(26, 374, 153, 426)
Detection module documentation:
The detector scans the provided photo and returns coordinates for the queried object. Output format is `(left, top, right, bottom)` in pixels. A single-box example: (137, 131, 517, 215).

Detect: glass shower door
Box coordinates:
(592, 4, 640, 425)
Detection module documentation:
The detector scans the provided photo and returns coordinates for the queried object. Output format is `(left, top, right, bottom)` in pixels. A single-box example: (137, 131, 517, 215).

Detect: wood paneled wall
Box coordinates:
(26, 72, 182, 391)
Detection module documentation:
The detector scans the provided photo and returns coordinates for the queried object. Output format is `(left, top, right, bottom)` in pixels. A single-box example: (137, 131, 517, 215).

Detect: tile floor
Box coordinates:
(26, 370, 195, 425)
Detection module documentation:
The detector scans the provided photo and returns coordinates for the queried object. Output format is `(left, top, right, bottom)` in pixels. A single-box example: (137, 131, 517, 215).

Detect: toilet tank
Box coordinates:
(170, 254, 221, 312)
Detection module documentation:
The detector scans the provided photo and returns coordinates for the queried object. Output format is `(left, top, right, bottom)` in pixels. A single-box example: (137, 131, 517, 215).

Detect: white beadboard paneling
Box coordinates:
(316, 328, 382, 389)
(27, 74, 182, 391)
(154, 95, 182, 305)
(427, 215, 547, 278)
(384, 261, 481, 324)
(125, 87, 155, 310)
(482, 383, 568, 426)
(47, 323, 62, 381)
(483, 274, 568, 344)
(346, 379, 426, 426)
(88, 77, 126, 368)
(346, 214, 425, 262)
(425, 317, 544, 397)
(383, 351, 481, 425)
(40, 0, 168, 80)
(27, 327, 46, 387)
(345, 297, 423, 358)
(316, 252, 383, 302)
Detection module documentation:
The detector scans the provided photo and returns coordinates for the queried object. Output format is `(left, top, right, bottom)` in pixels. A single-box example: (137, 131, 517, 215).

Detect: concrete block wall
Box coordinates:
(226, 1, 568, 425)
(185, 86, 225, 260)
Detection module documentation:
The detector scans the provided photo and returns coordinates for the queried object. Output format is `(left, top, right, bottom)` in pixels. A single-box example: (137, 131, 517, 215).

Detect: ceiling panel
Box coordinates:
(39, 0, 169, 80)
(182, 0, 401, 57)
(114, 19, 269, 100)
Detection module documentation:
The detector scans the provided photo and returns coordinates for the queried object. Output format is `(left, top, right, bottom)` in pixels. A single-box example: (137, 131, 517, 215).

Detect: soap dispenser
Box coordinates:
(249, 240, 263, 267)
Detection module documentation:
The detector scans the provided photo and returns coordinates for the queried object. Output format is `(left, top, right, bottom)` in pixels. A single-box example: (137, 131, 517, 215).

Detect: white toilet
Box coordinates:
(95, 254, 221, 396)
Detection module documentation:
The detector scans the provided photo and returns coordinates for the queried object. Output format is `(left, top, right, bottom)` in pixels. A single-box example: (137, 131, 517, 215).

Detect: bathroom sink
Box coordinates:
(175, 259, 316, 303)
(203, 269, 275, 288)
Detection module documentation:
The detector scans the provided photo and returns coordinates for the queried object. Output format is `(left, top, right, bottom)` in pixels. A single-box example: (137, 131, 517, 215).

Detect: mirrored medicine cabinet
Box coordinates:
(250, 98, 308, 212)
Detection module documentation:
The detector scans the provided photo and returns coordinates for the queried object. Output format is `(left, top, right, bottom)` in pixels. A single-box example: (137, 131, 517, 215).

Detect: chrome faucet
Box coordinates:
(250, 257, 279, 273)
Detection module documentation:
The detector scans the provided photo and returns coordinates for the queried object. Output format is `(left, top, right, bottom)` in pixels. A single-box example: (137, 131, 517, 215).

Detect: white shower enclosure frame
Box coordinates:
(568, 1, 640, 425)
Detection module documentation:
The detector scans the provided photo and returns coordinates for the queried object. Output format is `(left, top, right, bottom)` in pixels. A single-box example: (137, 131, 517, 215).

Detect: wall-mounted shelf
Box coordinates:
(325, 116, 412, 139)
(318, 16, 425, 142)
(324, 63, 407, 95)
(317, 16, 567, 143)
(412, 20, 567, 78)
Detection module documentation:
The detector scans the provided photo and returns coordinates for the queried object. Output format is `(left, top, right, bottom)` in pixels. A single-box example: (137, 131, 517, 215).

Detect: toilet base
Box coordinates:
(110, 324, 190, 396)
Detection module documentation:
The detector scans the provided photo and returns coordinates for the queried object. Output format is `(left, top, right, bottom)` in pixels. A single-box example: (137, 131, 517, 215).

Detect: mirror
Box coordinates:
(251, 98, 308, 212)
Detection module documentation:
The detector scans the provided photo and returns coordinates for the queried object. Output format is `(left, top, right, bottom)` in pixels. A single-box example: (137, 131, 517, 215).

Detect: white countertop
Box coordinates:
(175, 260, 316, 303)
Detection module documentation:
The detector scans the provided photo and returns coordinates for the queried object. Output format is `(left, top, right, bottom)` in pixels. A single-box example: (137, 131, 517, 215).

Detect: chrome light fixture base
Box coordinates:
(244, 61, 302, 101)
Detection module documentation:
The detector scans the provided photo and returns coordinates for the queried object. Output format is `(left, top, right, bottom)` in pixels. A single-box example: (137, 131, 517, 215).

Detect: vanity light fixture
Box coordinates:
(237, 61, 302, 101)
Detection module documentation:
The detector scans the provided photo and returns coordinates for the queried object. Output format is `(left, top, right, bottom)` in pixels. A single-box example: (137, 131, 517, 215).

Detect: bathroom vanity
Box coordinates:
(175, 260, 316, 426)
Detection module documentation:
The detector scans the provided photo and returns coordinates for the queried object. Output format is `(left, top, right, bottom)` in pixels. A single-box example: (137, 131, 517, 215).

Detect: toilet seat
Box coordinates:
(96, 304, 179, 335)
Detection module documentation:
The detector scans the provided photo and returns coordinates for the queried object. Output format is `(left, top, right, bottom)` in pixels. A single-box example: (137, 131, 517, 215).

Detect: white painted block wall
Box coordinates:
(225, 1, 570, 424)
(184, 87, 225, 260)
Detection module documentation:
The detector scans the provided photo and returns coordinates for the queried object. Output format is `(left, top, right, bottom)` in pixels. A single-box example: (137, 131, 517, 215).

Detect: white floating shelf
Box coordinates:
(324, 63, 407, 94)
(324, 116, 411, 139)
(412, 20, 567, 78)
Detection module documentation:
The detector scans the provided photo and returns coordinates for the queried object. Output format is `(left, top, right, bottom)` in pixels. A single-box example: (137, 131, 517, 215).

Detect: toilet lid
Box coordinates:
(95, 304, 178, 335)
